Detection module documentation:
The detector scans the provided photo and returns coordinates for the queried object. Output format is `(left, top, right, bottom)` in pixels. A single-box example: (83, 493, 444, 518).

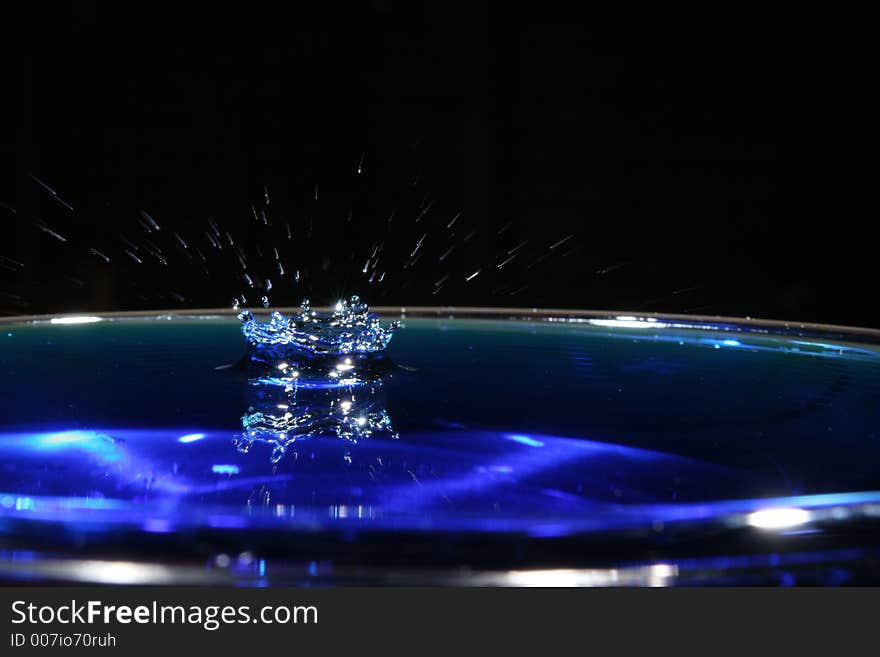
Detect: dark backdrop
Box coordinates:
(1, 3, 877, 327)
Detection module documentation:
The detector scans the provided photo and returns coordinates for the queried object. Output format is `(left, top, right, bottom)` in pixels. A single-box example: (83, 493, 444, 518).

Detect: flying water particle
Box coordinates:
(438, 245, 456, 262)
(497, 254, 517, 269)
(139, 210, 161, 232)
(29, 174, 74, 211)
(465, 269, 482, 282)
(261, 296, 270, 308)
(124, 249, 143, 264)
(415, 199, 433, 222)
(549, 234, 574, 250)
(34, 221, 67, 243)
(265, 278, 273, 291)
(446, 212, 460, 229)
(357, 152, 364, 175)
(0, 256, 25, 272)
(410, 234, 427, 258)
(596, 261, 628, 275)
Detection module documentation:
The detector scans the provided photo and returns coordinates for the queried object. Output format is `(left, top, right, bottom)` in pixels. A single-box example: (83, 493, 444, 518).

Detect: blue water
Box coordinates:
(1, 312, 879, 583)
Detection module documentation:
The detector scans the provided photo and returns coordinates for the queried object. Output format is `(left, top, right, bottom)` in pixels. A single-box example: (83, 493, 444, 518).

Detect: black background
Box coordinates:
(1, 3, 877, 326)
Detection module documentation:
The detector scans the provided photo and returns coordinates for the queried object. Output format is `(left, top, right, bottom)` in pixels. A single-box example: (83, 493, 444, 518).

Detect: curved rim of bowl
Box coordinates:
(1, 306, 878, 343)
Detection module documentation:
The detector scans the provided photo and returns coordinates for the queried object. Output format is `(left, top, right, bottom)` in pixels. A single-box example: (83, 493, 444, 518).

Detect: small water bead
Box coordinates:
(261, 296, 270, 308)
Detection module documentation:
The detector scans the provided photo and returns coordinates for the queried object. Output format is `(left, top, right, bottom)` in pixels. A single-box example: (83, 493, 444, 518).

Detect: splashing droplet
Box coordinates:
(239, 295, 400, 355)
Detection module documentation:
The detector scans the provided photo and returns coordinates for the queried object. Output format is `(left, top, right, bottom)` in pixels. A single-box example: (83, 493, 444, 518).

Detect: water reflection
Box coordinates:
(234, 343, 398, 463)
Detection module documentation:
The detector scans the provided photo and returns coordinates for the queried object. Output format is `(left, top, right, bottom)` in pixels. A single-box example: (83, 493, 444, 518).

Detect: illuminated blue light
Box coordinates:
(721, 339, 741, 347)
(211, 464, 240, 475)
(178, 433, 206, 444)
(142, 518, 173, 533)
(38, 431, 97, 446)
(20, 431, 123, 462)
(208, 515, 247, 528)
(506, 434, 545, 448)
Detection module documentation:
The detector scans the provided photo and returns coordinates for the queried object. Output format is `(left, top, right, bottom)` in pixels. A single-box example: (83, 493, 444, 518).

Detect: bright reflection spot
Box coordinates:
(71, 561, 176, 585)
(588, 317, 669, 329)
(747, 507, 811, 530)
(177, 433, 205, 444)
(336, 358, 355, 372)
(49, 316, 103, 325)
(506, 434, 545, 448)
(721, 339, 742, 346)
(38, 431, 95, 446)
(211, 464, 240, 475)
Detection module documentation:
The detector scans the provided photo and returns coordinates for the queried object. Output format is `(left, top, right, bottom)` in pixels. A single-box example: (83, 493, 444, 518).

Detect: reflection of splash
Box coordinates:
(235, 352, 397, 464)
(238, 295, 400, 355)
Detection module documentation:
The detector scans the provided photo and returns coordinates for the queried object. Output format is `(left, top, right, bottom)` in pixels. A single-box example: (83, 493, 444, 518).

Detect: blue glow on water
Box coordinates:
(212, 464, 241, 475)
(178, 433, 206, 443)
(506, 434, 545, 448)
(3, 431, 125, 463)
(37, 431, 99, 447)
(2, 312, 880, 584)
(142, 518, 173, 533)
